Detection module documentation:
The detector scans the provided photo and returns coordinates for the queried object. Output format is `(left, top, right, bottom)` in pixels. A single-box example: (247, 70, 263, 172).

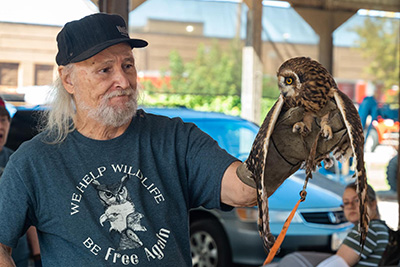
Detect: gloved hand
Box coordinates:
(237, 102, 349, 197)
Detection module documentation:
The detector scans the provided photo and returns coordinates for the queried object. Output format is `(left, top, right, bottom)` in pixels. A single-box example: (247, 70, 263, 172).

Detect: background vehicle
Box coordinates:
(6, 105, 353, 267)
(359, 96, 399, 153)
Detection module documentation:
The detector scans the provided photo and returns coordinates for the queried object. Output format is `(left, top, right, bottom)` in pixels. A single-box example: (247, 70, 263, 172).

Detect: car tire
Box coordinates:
(190, 218, 232, 267)
(364, 127, 379, 153)
(386, 154, 398, 191)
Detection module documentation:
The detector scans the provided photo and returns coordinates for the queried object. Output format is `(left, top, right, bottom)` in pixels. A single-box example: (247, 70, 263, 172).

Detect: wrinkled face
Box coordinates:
(0, 115, 10, 150)
(277, 70, 301, 98)
(65, 43, 139, 127)
(342, 187, 360, 224)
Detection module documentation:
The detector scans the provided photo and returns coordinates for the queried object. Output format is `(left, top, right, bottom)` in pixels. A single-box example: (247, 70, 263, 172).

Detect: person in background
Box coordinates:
(0, 97, 41, 267)
(268, 182, 389, 267)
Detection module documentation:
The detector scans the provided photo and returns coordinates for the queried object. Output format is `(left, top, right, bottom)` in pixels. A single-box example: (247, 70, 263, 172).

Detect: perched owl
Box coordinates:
(238, 57, 368, 254)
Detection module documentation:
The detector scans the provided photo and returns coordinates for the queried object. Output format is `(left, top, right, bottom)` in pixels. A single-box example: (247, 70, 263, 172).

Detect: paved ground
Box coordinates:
(364, 145, 399, 230)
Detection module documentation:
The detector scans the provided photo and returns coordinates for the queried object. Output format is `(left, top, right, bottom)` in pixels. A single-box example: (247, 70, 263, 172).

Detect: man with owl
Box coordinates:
(0, 13, 257, 266)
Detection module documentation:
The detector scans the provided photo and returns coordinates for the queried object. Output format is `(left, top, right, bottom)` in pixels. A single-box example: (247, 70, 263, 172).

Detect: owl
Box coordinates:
(94, 175, 147, 250)
(92, 175, 131, 206)
(239, 57, 368, 255)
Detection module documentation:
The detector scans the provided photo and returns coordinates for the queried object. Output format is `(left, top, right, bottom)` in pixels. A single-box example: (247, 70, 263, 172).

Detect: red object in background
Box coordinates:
(337, 82, 356, 102)
(355, 81, 367, 104)
(372, 118, 400, 146)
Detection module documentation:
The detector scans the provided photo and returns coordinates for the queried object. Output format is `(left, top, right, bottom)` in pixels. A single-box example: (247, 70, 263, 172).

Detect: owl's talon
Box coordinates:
(323, 157, 334, 169)
(292, 122, 303, 133)
(321, 125, 333, 140)
(293, 122, 310, 136)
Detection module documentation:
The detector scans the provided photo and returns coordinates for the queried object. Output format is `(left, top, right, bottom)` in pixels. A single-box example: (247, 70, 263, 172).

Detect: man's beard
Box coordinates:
(78, 88, 138, 127)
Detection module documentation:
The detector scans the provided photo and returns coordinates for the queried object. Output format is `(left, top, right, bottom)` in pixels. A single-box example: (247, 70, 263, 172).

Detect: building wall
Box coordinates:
(0, 21, 367, 98)
(0, 22, 59, 94)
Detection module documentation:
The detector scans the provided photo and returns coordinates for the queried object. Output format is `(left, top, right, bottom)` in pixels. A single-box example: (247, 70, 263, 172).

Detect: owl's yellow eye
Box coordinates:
(285, 77, 293, 85)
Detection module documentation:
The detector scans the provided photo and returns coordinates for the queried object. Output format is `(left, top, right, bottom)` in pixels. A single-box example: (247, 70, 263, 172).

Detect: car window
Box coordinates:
(192, 120, 258, 161)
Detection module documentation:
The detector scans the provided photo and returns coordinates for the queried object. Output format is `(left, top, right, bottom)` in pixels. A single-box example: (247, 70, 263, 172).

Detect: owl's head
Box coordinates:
(276, 57, 312, 98)
(92, 175, 131, 206)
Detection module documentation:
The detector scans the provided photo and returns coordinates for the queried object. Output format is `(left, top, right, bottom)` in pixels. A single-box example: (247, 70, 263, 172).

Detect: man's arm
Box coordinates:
(220, 161, 257, 207)
(26, 226, 41, 262)
(0, 243, 15, 267)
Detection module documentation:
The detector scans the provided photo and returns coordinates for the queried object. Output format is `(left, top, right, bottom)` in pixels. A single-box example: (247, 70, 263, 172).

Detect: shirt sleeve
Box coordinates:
(0, 160, 33, 248)
(342, 220, 389, 261)
(184, 123, 237, 210)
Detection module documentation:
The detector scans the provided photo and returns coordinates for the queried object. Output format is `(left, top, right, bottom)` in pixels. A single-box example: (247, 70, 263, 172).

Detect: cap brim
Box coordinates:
(70, 38, 148, 64)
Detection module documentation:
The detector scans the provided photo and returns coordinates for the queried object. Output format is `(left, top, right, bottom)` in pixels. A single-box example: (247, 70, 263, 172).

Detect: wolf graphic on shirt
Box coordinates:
(92, 175, 147, 250)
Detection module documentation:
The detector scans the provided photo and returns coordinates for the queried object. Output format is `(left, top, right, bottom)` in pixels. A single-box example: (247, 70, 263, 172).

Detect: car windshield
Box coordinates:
(190, 119, 258, 161)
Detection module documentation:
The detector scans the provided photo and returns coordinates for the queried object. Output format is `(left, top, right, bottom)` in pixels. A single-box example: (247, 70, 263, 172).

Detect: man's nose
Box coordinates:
(113, 68, 131, 89)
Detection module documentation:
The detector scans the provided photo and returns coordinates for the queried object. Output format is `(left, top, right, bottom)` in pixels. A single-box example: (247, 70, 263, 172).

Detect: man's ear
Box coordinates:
(58, 66, 74, 94)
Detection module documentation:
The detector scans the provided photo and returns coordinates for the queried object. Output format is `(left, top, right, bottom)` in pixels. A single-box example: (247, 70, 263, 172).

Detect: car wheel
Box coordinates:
(364, 127, 379, 153)
(386, 154, 398, 191)
(190, 218, 232, 267)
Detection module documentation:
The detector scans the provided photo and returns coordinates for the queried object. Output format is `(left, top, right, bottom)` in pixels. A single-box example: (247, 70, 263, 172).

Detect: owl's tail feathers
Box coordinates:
(355, 168, 369, 252)
(305, 131, 321, 178)
(259, 198, 275, 254)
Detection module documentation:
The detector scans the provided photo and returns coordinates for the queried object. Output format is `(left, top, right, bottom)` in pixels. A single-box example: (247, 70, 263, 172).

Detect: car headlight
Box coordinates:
(269, 210, 303, 223)
(235, 208, 303, 223)
(235, 207, 258, 222)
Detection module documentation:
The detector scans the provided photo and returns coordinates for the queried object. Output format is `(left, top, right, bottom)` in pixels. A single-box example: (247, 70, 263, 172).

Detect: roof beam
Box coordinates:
(286, 0, 400, 12)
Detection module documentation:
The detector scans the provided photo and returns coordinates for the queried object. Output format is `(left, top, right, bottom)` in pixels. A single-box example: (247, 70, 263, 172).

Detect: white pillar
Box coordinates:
(241, 46, 263, 124)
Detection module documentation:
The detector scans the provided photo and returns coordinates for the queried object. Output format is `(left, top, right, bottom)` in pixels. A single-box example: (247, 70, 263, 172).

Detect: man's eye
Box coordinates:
(285, 77, 293, 85)
(100, 67, 110, 73)
(124, 64, 134, 70)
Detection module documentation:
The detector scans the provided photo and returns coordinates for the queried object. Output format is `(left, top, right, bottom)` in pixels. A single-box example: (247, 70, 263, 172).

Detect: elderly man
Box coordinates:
(0, 13, 256, 266)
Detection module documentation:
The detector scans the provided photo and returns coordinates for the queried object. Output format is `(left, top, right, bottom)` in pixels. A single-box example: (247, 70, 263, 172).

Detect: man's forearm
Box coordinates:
(0, 243, 15, 267)
(221, 161, 257, 207)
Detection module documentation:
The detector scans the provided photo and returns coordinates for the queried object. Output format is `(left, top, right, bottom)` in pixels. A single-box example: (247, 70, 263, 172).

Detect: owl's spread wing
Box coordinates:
(333, 89, 369, 247)
(242, 94, 285, 252)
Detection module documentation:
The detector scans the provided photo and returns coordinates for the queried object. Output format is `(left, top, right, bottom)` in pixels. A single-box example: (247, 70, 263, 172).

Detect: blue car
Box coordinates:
(6, 106, 353, 267)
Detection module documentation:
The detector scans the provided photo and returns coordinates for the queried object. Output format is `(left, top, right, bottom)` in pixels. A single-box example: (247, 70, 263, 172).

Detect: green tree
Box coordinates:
(169, 39, 242, 96)
(352, 16, 400, 93)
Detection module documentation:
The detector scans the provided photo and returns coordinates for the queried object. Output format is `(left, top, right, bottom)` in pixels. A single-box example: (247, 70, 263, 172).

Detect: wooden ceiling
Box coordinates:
(90, 0, 400, 13)
(286, 0, 400, 13)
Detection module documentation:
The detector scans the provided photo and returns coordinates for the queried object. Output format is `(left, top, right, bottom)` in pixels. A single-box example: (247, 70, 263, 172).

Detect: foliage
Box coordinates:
(263, 75, 280, 98)
(140, 91, 276, 125)
(352, 16, 400, 97)
(153, 39, 243, 96)
(141, 92, 242, 116)
(140, 39, 279, 119)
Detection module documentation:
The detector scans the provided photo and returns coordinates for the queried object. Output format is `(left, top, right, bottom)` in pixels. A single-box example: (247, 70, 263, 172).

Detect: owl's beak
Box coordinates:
(281, 91, 288, 97)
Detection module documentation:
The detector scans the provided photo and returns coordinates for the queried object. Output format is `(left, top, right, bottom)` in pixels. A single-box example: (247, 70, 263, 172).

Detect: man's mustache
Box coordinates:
(105, 88, 136, 99)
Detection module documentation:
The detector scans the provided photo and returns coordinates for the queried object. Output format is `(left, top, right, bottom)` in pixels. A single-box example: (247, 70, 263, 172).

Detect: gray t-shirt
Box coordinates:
(0, 146, 30, 267)
(0, 146, 13, 176)
(0, 110, 237, 266)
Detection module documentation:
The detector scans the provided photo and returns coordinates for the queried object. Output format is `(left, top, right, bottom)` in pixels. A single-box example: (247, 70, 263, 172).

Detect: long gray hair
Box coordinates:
(40, 64, 76, 144)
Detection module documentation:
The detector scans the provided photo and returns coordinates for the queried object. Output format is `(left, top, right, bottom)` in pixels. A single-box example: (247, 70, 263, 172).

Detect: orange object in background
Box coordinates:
(372, 118, 400, 148)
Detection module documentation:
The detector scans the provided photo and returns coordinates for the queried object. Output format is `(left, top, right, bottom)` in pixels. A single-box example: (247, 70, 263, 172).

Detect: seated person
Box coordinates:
(270, 182, 389, 267)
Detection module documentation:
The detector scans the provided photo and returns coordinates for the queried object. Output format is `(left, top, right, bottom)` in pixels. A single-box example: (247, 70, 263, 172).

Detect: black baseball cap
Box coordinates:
(56, 13, 148, 66)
